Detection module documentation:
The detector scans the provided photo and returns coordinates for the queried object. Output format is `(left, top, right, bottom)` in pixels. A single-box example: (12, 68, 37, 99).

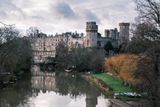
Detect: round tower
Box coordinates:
(119, 23, 130, 45)
(85, 22, 98, 47)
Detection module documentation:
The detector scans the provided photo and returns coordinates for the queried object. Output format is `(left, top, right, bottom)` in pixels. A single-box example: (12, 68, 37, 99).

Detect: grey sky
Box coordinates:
(0, 0, 137, 35)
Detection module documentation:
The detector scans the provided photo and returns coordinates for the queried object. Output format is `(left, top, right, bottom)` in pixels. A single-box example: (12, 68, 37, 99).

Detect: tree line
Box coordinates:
(55, 41, 106, 72)
(0, 25, 32, 78)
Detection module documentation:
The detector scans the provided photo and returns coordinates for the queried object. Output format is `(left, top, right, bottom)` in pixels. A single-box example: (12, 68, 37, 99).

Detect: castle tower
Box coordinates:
(104, 29, 110, 38)
(85, 22, 98, 47)
(119, 23, 130, 45)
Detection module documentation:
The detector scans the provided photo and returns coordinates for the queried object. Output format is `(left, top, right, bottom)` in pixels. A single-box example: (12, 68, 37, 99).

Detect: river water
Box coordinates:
(0, 65, 111, 107)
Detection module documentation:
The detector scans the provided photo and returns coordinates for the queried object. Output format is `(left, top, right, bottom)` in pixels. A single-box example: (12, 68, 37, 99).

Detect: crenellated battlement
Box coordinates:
(86, 22, 98, 32)
(119, 23, 130, 26)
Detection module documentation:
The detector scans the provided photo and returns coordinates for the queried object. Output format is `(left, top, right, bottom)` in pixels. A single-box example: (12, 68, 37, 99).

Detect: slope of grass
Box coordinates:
(92, 73, 133, 93)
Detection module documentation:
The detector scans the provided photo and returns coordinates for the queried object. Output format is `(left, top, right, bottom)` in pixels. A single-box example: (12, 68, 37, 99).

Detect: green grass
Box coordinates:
(92, 73, 133, 93)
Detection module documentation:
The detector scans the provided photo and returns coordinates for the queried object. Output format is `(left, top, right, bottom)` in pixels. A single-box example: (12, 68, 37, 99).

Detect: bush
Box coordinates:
(104, 54, 142, 85)
(0, 38, 32, 76)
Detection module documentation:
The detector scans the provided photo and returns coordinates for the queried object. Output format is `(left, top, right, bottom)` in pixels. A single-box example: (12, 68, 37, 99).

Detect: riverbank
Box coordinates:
(0, 73, 17, 88)
(0, 70, 30, 88)
(92, 73, 132, 93)
(82, 73, 153, 107)
(82, 73, 132, 93)
(81, 73, 113, 97)
(82, 73, 145, 100)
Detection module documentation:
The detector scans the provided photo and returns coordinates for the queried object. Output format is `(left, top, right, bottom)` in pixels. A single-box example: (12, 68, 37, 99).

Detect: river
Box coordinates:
(0, 65, 111, 107)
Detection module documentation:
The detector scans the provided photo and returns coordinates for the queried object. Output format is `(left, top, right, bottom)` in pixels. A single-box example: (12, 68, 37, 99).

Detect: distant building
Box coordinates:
(29, 22, 130, 63)
(29, 32, 83, 63)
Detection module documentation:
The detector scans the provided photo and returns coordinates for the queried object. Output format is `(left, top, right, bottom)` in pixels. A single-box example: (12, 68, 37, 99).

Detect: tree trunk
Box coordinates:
(152, 54, 160, 107)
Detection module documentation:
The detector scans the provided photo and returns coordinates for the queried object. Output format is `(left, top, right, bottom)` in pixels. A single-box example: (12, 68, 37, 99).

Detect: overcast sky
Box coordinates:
(0, 0, 137, 35)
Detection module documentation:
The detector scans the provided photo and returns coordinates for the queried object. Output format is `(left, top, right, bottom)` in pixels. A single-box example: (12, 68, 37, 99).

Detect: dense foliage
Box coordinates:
(0, 26, 32, 77)
(104, 41, 113, 53)
(55, 42, 106, 72)
(69, 48, 106, 71)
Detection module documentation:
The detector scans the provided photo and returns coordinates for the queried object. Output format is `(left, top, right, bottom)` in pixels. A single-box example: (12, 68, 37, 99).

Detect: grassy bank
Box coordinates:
(92, 73, 133, 93)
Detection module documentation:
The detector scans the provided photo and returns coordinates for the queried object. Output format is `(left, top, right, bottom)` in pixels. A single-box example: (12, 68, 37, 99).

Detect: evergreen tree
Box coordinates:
(104, 41, 113, 53)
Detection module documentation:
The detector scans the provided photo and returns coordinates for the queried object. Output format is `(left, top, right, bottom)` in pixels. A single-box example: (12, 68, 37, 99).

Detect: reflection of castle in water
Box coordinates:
(31, 74, 57, 92)
(31, 65, 107, 107)
(86, 88, 99, 107)
(31, 65, 57, 92)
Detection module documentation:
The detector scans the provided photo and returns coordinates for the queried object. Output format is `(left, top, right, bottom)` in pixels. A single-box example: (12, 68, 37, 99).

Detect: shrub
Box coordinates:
(104, 54, 142, 85)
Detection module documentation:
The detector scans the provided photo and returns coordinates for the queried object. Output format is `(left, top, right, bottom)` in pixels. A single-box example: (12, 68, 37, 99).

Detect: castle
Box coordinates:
(29, 22, 130, 63)
(84, 22, 130, 48)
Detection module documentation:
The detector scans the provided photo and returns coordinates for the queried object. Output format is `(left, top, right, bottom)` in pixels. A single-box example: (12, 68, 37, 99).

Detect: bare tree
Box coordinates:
(0, 22, 32, 77)
(126, 23, 154, 53)
(135, 0, 160, 28)
(0, 22, 17, 44)
(135, 0, 160, 42)
(131, 1, 160, 106)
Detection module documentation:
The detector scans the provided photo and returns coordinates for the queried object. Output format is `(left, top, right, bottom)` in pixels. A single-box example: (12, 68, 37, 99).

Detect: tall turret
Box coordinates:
(119, 23, 130, 45)
(85, 22, 98, 47)
(105, 28, 118, 40)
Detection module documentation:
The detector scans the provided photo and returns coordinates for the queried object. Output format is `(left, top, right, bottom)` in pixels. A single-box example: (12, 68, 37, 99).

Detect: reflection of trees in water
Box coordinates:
(31, 65, 100, 98)
(31, 71, 102, 107)
(55, 72, 101, 98)
(0, 73, 32, 107)
(0, 71, 105, 107)
(55, 72, 101, 107)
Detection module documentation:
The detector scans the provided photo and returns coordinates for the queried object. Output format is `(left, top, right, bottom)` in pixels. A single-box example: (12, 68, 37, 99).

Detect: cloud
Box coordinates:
(0, 11, 7, 19)
(50, 1, 77, 20)
(30, 16, 45, 21)
(0, 0, 25, 19)
(83, 10, 101, 24)
(0, 0, 137, 35)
